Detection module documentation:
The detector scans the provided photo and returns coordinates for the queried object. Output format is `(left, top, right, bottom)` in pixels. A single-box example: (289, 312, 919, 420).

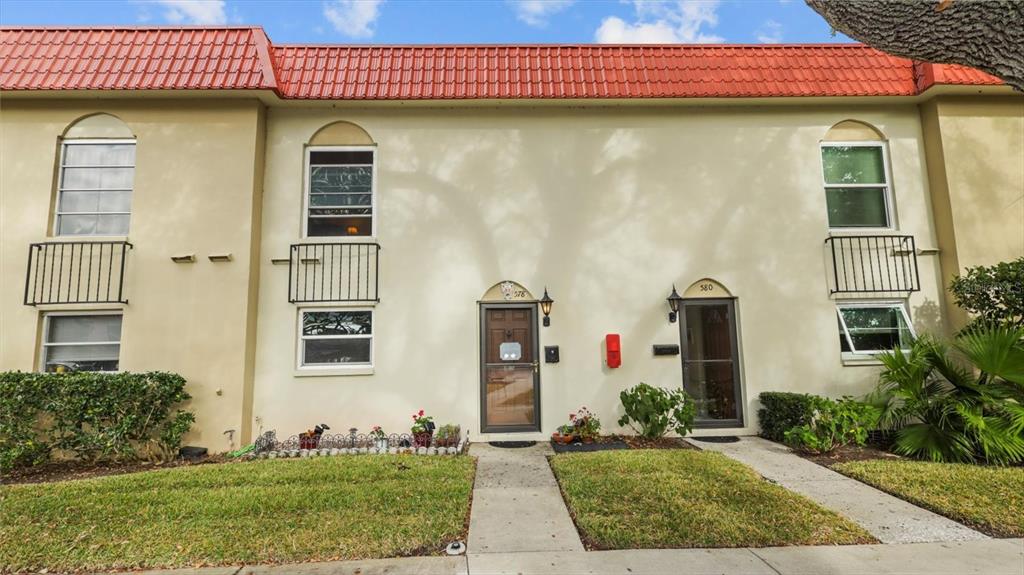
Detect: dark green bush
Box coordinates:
(950, 257, 1024, 329)
(758, 392, 822, 442)
(0, 371, 194, 472)
(784, 397, 880, 454)
(617, 383, 695, 439)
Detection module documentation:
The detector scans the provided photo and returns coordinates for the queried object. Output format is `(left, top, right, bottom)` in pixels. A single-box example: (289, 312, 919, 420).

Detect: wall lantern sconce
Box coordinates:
(540, 287, 554, 327)
(667, 285, 683, 323)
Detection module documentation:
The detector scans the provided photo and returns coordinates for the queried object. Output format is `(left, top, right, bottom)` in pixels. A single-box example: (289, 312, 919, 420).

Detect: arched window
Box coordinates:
(820, 120, 893, 230)
(56, 114, 135, 236)
(305, 121, 376, 238)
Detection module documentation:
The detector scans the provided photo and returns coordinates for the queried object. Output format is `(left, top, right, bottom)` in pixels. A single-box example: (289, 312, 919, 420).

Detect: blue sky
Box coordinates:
(0, 0, 851, 45)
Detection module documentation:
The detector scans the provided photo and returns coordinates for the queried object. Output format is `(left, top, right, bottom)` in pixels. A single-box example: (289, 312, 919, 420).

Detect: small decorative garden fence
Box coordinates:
(251, 429, 467, 459)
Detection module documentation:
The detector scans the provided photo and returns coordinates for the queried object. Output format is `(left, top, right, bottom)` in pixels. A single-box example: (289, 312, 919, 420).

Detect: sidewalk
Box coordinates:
(139, 539, 1024, 575)
(466, 442, 584, 553)
(696, 436, 987, 543)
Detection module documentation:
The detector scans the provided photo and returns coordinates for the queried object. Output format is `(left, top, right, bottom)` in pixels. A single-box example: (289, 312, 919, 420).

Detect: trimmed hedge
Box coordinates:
(0, 371, 194, 472)
(758, 392, 822, 442)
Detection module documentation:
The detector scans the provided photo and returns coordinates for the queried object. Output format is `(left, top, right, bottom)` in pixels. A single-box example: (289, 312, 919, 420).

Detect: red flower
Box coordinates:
(418, 409, 425, 416)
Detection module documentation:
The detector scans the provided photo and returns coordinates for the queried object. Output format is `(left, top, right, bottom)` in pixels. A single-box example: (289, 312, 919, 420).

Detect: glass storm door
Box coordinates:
(481, 305, 540, 432)
(680, 299, 744, 427)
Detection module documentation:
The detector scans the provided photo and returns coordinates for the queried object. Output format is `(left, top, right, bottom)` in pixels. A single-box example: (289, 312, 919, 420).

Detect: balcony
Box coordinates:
(24, 241, 133, 305)
(825, 235, 920, 294)
(288, 242, 380, 303)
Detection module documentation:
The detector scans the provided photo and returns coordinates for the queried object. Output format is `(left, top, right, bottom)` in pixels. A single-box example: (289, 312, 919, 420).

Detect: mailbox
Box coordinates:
(605, 334, 621, 368)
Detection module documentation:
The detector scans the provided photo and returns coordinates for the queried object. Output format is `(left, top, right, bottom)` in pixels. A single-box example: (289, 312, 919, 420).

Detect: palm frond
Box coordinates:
(956, 324, 1024, 386)
(893, 423, 975, 463)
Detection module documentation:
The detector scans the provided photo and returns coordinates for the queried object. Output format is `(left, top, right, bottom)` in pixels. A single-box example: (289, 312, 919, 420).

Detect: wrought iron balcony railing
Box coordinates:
(288, 242, 380, 303)
(24, 240, 132, 305)
(825, 235, 920, 294)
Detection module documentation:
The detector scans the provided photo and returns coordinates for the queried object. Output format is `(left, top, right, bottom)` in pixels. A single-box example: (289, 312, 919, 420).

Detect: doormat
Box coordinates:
(550, 440, 629, 453)
(488, 441, 537, 448)
(691, 436, 741, 443)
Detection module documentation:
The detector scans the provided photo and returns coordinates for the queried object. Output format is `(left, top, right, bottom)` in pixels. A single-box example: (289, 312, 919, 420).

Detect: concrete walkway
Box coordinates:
(138, 539, 1024, 575)
(466, 442, 584, 554)
(695, 436, 988, 544)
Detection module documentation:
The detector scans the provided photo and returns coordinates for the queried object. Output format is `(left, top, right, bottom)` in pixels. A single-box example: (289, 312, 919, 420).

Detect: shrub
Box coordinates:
(758, 392, 821, 442)
(784, 397, 879, 454)
(872, 325, 1024, 464)
(950, 257, 1024, 329)
(0, 371, 194, 472)
(617, 383, 695, 439)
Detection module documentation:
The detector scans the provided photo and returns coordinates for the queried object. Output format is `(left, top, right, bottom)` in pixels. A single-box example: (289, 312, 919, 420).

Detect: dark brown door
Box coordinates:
(480, 305, 540, 432)
(680, 299, 744, 427)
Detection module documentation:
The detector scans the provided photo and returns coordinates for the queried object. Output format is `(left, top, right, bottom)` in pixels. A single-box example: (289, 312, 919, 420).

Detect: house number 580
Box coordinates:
(699, 283, 714, 292)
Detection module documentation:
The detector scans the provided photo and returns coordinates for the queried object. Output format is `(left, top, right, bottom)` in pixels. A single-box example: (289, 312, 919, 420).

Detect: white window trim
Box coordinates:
(836, 301, 915, 359)
(53, 138, 136, 239)
(295, 307, 375, 376)
(39, 310, 123, 373)
(301, 145, 378, 241)
(819, 140, 897, 233)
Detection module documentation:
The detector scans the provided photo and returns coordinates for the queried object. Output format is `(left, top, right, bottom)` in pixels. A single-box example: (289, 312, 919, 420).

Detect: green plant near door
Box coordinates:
(617, 383, 695, 439)
(783, 397, 879, 454)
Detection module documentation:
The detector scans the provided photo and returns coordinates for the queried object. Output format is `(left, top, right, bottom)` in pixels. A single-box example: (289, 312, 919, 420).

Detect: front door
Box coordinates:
(679, 299, 744, 427)
(480, 304, 540, 432)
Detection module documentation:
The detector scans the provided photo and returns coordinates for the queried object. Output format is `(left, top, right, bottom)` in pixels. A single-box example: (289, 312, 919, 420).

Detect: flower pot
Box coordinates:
(551, 432, 575, 445)
(374, 438, 389, 451)
(413, 431, 433, 448)
(299, 436, 319, 450)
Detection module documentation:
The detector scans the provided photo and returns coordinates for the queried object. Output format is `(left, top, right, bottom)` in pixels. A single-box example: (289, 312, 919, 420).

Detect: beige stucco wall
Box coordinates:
(0, 99, 265, 450)
(921, 97, 1024, 332)
(253, 104, 947, 439)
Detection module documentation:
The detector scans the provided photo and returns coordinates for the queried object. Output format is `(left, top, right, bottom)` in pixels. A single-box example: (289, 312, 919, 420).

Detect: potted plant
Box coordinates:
(369, 425, 388, 450)
(551, 423, 576, 444)
(435, 423, 460, 447)
(411, 409, 435, 447)
(571, 407, 601, 443)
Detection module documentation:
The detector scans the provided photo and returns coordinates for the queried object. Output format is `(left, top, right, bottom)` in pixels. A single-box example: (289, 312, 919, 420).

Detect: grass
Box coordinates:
(549, 450, 874, 549)
(0, 455, 476, 573)
(834, 459, 1024, 537)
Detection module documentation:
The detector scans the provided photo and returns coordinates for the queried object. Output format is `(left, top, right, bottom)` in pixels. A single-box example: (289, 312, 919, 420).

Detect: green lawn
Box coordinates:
(550, 450, 874, 549)
(834, 460, 1024, 537)
(0, 456, 475, 573)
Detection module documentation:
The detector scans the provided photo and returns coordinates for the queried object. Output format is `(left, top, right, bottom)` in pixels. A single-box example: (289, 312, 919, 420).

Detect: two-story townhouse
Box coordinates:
(1, 27, 1021, 449)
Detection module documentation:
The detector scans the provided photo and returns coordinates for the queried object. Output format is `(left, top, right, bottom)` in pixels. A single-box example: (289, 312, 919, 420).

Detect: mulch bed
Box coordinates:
(551, 435, 696, 453)
(798, 443, 903, 468)
(1, 454, 230, 485)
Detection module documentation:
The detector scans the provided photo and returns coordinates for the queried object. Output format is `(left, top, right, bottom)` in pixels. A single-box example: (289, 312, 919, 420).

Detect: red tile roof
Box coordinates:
(0, 26, 1004, 99)
(0, 27, 276, 91)
(272, 44, 921, 99)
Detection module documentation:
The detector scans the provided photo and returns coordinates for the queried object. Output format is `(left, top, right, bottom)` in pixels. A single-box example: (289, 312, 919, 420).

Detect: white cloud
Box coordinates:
(595, 0, 724, 44)
(324, 0, 384, 39)
(156, 0, 227, 25)
(755, 19, 783, 43)
(509, 0, 575, 28)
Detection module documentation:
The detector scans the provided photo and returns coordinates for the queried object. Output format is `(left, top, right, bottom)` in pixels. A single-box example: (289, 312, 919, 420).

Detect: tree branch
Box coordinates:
(806, 0, 1024, 91)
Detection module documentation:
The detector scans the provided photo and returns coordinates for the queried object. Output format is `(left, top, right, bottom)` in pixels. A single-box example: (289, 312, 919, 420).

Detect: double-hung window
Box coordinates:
(56, 140, 135, 236)
(837, 303, 914, 356)
(40, 313, 122, 372)
(305, 147, 375, 237)
(298, 309, 373, 369)
(820, 143, 892, 229)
